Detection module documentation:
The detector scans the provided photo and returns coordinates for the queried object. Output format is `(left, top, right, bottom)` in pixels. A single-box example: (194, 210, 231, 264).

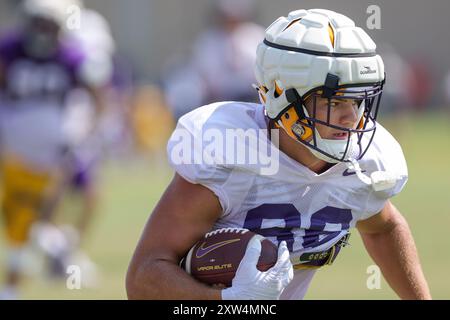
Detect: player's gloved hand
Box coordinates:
(221, 238, 293, 300)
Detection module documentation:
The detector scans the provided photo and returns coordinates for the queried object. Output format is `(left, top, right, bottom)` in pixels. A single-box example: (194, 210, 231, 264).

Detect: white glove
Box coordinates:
(221, 238, 293, 300)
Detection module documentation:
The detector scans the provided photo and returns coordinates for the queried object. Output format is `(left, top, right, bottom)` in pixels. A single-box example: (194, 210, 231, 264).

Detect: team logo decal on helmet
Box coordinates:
(254, 9, 385, 163)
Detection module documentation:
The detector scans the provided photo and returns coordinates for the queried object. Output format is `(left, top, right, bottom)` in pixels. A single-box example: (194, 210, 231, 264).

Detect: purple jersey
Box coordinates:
(0, 31, 86, 104)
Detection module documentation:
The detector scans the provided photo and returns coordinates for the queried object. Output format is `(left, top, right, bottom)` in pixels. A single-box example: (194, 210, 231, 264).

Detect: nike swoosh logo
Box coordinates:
(343, 168, 366, 176)
(195, 239, 241, 258)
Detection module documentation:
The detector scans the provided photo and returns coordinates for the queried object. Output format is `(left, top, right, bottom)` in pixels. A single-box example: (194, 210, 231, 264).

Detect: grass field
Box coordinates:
(0, 112, 449, 299)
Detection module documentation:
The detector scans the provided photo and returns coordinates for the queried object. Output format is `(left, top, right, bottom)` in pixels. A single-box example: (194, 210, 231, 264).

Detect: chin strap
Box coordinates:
(347, 158, 400, 192)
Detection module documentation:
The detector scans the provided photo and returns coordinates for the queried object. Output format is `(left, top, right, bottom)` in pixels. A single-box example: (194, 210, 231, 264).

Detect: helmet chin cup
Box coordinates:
(309, 148, 340, 164)
(308, 133, 359, 163)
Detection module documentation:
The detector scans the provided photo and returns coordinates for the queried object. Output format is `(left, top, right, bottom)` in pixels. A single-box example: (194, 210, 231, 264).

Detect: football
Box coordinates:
(180, 227, 278, 287)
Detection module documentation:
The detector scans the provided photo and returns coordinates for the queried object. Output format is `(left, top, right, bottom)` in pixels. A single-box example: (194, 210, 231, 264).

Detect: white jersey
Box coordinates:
(167, 101, 408, 298)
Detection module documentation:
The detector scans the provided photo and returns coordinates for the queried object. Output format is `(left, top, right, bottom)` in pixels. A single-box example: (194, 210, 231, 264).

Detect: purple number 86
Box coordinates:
(244, 204, 352, 251)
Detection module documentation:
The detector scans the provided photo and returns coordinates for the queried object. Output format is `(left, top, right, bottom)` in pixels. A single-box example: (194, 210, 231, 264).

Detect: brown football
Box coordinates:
(180, 228, 278, 287)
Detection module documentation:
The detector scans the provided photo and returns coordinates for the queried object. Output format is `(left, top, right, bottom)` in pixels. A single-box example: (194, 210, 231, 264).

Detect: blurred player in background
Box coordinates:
(61, 5, 117, 259)
(0, 0, 111, 299)
(162, 0, 264, 121)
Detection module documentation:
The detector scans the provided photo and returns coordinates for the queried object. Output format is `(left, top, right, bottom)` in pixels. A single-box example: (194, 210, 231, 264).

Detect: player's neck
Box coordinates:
(277, 127, 333, 174)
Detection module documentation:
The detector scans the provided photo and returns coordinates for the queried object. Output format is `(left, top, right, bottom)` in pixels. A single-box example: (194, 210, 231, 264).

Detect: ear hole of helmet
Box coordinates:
(275, 106, 313, 141)
(292, 120, 313, 141)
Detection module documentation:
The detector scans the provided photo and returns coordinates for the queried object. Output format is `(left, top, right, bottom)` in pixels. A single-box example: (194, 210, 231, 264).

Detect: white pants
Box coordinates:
(280, 269, 317, 300)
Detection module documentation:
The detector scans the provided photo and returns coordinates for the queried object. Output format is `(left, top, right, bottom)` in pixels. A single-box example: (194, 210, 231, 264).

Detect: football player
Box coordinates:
(60, 5, 116, 265)
(0, 0, 108, 299)
(126, 9, 431, 299)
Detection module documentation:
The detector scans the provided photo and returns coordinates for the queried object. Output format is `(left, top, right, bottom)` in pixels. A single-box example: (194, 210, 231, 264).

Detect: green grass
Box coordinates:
(0, 113, 449, 299)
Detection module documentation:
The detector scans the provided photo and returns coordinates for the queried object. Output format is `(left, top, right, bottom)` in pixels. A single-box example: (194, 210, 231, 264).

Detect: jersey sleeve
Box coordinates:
(359, 175, 408, 220)
(166, 105, 233, 215)
(357, 125, 409, 220)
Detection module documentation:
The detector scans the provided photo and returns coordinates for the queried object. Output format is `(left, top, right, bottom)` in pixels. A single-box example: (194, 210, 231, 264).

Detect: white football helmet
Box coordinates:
(255, 9, 385, 163)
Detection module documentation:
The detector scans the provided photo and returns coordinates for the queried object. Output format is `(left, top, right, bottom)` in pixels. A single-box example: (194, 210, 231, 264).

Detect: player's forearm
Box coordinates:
(360, 216, 431, 300)
(126, 258, 222, 300)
